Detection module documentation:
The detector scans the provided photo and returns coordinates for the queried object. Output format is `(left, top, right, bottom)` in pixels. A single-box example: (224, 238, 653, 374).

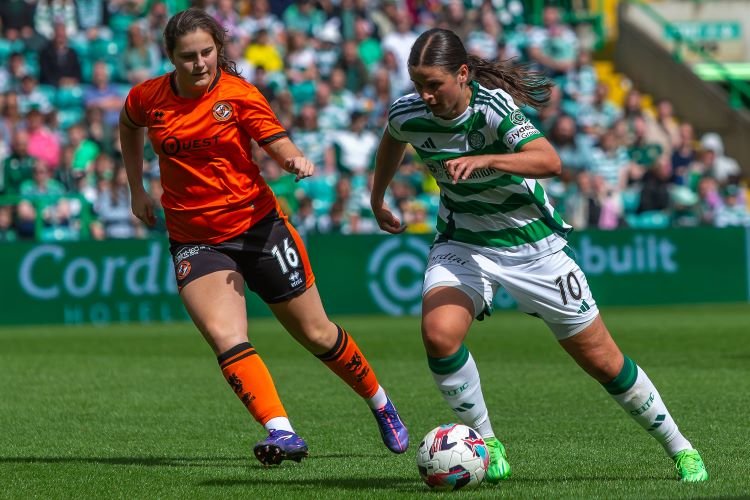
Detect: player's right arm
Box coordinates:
(371, 128, 407, 234)
(119, 107, 156, 227)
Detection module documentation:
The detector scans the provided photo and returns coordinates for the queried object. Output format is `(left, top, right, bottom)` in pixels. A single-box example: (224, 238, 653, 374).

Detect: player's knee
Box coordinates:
(296, 320, 338, 352)
(421, 321, 461, 357)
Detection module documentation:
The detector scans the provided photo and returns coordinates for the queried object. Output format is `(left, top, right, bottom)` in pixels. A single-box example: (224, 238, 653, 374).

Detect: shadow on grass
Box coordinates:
(198, 477, 418, 490)
(0, 456, 249, 467)
(0, 452, 385, 467)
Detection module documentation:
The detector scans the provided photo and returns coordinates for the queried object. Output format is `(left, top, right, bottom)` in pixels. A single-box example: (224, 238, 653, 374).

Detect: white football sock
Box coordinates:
(605, 356, 692, 456)
(429, 345, 496, 439)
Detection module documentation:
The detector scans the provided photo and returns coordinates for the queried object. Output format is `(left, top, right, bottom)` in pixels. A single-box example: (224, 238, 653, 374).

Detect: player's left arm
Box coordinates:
(261, 136, 314, 182)
(445, 137, 562, 183)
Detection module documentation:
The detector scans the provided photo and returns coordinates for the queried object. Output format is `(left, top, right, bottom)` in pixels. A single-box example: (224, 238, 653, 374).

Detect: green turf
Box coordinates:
(1, 304, 748, 498)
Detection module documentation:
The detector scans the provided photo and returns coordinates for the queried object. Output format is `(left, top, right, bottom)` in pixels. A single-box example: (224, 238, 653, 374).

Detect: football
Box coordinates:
(416, 423, 489, 491)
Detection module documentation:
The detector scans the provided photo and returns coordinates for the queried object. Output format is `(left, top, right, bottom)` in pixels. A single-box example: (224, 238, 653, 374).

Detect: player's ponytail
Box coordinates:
(164, 7, 241, 78)
(408, 28, 552, 110)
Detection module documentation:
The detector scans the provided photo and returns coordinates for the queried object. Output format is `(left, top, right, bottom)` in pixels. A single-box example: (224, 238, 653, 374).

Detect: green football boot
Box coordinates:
(484, 437, 511, 483)
(673, 449, 708, 482)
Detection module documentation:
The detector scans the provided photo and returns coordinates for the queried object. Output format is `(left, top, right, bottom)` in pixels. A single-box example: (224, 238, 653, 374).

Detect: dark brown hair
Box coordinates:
(408, 28, 552, 109)
(163, 7, 239, 77)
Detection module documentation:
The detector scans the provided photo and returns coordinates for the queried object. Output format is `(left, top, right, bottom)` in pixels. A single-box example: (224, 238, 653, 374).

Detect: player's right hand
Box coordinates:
(131, 188, 157, 227)
(372, 201, 406, 234)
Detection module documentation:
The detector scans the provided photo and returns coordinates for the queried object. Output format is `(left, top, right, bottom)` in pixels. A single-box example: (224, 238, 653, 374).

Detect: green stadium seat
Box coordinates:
(57, 108, 85, 130)
(626, 211, 671, 229)
(55, 85, 84, 109)
(109, 13, 137, 35)
(89, 39, 119, 61)
(36, 84, 57, 105)
(621, 189, 641, 214)
(300, 174, 336, 215)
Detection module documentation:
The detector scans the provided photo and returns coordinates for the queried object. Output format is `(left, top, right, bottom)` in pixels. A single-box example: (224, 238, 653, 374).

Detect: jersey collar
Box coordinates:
(169, 69, 223, 98)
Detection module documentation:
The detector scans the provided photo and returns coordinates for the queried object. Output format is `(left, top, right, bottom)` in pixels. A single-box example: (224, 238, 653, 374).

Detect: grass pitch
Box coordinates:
(0, 304, 748, 498)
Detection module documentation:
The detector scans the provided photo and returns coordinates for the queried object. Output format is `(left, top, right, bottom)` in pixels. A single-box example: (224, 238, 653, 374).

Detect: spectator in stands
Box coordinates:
(238, 0, 283, 42)
(381, 9, 418, 85)
(67, 122, 100, 179)
(0, 204, 18, 242)
(15, 198, 36, 239)
(0, 53, 32, 93)
(38, 21, 82, 87)
(207, 0, 242, 41)
(565, 171, 600, 230)
(466, 6, 501, 62)
(695, 175, 722, 225)
(332, 110, 378, 176)
(289, 104, 335, 173)
(94, 164, 141, 239)
(291, 195, 317, 237)
(713, 185, 749, 228)
(84, 62, 125, 127)
(337, 39, 369, 93)
(34, 0, 78, 40)
(548, 114, 592, 174)
(378, 49, 411, 97)
(260, 156, 299, 214)
(0, 0, 37, 43)
(314, 22, 342, 81)
(578, 82, 621, 138)
(17, 75, 53, 115)
(589, 129, 632, 191)
(636, 156, 672, 214)
(436, 0, 474, 40)
(362, 66, 397, 130)
(121, 22, 162, 85)
(285, 30, 317, 103)
(628, 115, 663, 168)
(655, 98, 680, 152)
(25, 108, 61, 172)
(354, 16, 382, 72)
(670, 122, 697, 183)
(244, 28, 283, 73)
(283, 0, 326, 36)
(700, 132, 741, 185)
(74, 0, 110, 41)
(1, 129, 36, 195)
(314, 81, 349, 132)
(563, 50, 598, 107)
(402, 199, 431, 234)
(20, 162, 65, 199)
(328, 67, 358, 115)
(527, 5, 578, 78)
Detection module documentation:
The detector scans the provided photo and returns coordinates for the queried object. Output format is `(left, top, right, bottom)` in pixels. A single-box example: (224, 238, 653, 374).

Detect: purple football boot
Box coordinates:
(371, 396, 409, 453)
(253, 430, 309, 465)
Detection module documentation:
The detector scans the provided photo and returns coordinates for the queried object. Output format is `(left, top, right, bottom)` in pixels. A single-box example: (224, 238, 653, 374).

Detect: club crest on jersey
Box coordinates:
(468, 130, 485, 150)
(212, 101, 233, 121)
(176, 260, 192, 280)
(509, 109, 527, 126)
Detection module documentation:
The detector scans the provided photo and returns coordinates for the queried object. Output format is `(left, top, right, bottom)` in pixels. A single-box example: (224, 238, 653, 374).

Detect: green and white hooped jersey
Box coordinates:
(388, 81, 571, 260)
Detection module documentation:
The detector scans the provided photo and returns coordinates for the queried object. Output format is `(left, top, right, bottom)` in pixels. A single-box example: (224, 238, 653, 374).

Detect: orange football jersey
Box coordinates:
(124, 70, 286, 243)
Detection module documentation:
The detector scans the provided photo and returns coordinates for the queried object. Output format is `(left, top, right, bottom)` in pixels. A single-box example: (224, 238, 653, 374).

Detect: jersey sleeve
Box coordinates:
(498, 105, 544, 153)
(123, 83, 148, 127)
(237, 85, 287, 145)
(386, 97, 411, 143)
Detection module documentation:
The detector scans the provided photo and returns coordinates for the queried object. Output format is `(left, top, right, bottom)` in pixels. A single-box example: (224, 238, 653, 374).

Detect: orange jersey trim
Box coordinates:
(125, 71, 287, 243)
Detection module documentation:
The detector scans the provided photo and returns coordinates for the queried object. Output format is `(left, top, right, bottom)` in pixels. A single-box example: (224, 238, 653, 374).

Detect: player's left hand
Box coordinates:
(445, 156, 489, 184)
(284, 156, 314, 182)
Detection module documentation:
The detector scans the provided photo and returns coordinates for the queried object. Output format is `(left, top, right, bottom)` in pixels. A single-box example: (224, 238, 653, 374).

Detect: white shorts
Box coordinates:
(422, 241, 599, 340)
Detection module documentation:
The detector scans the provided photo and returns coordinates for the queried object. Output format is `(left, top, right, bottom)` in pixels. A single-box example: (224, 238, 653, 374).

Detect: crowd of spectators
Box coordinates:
(0, 0, 747, 243)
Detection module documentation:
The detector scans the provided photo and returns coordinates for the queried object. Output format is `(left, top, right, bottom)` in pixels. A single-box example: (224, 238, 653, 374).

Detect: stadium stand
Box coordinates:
(0, 0, 747, 242)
